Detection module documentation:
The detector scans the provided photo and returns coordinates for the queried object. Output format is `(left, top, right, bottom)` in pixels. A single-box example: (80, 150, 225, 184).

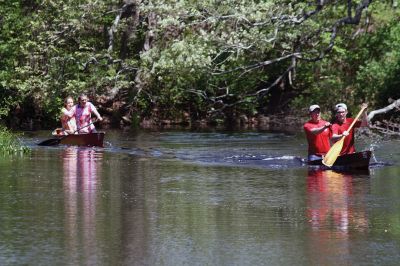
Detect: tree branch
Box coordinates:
(308, 0, 373, 61)
(212, 53, 301, 75)
(271, 2, 324, 25)
(368, 98, 400, 121)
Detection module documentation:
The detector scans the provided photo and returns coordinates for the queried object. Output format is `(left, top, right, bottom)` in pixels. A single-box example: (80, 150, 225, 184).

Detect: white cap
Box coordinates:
(335, 103, 347, 111)
(309, 104, 320, 112)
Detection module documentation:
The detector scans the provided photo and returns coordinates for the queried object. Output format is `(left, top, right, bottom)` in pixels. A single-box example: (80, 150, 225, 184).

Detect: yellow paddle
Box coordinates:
(322, 106, 367, 167)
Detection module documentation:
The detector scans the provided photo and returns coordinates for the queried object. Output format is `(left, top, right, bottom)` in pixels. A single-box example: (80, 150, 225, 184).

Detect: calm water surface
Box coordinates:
(1, 129, 400, 265)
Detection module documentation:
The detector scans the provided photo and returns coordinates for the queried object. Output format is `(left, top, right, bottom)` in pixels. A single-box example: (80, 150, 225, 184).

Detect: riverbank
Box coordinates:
(0, 126, 30, 154)
(7, 104, 308, 133)
(133, 113, 306, 132)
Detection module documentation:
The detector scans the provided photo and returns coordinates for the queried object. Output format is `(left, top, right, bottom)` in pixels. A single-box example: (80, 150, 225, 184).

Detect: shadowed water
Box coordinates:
(1, 129, 400, 265)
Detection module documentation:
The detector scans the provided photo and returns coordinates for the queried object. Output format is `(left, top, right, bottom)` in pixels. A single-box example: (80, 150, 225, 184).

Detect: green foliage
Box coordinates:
(292, 3, 400, 114)
(0, 0, 124, 125)
(0, 0, 399, 127)
(0, 126, 30, 154)
(355, 19, 400, 107)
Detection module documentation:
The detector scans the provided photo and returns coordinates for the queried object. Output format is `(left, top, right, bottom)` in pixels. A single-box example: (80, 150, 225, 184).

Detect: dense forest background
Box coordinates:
(1, 0, 399, 129)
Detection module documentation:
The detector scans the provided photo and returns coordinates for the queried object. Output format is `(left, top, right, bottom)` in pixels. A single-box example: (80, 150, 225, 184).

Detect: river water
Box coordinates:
(1, 129, 400, 265)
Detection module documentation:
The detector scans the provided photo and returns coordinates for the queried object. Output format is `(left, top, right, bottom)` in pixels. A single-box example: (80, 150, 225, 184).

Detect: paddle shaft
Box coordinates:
(344, 106, 367, 136)
(73, 119, 97, 134)
(58, 120, 97, 139)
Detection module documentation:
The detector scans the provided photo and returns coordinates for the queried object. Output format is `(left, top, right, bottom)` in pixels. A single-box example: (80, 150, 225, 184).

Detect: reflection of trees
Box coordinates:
(63, 147, 102, 264)
(306, 169, 369, 264)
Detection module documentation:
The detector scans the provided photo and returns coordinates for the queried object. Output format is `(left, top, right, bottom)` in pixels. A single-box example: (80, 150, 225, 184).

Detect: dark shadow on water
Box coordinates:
(224, 154, 306, 169)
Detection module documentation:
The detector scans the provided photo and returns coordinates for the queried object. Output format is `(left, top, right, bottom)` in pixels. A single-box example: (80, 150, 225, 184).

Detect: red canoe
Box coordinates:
(308, 150, 371, 170)
(58, 132, 105, 147)
(38, 132, 105, 147)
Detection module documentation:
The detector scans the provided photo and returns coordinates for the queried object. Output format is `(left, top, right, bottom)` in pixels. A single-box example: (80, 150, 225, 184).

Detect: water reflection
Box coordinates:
(306, 169, 369, 263)
(307, 169, 369, 232)
(62, 147, 102, 264)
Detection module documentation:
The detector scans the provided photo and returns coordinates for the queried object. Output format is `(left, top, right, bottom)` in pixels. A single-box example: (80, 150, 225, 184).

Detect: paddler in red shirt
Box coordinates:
(331, 103, 368, 155)
(304, 104, 332, 162)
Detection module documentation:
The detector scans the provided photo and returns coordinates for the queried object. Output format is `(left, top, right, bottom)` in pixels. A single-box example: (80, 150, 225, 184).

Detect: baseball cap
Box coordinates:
(335, 103, 347, 111)
(309, 104, 320, 112)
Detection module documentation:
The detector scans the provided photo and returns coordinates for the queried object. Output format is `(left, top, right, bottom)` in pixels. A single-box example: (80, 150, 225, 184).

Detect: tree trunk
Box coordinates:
(119, 0, 141, 60)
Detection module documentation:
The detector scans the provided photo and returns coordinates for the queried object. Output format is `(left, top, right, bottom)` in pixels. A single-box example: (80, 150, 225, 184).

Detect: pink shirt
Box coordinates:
(75, 102, 97, 133)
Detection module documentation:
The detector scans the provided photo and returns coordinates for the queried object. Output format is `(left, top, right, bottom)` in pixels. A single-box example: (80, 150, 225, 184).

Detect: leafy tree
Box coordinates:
(3, 0, 400, 128)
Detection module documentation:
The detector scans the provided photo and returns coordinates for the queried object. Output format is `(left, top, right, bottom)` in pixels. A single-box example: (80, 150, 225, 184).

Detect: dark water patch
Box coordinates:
(224, 154, 306, 169)
(369, 161, 393, 168)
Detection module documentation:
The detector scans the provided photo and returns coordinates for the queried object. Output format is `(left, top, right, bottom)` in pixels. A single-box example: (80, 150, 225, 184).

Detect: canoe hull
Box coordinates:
(58, 132, 105, 147)
(308, 150, 371, 170)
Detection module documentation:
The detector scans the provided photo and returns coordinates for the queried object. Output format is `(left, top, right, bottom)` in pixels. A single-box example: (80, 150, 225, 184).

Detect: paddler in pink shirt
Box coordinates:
(75, 94, 103, 133)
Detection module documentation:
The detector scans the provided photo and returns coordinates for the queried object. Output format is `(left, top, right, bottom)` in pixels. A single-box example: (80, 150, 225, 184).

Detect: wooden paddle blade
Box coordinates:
(37, 138, 61, 146)
(322, 137, 345, 167)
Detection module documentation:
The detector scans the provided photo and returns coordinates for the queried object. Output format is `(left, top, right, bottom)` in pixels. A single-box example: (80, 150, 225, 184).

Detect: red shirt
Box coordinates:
(304, 119, 332, 156)
(332, 118, 361, 155)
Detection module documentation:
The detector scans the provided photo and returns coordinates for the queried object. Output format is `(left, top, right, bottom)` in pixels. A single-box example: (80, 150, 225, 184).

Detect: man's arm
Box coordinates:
(309, 122, 331, 135)
(331, 131, 349, 141)
(90, 103, 103, 121)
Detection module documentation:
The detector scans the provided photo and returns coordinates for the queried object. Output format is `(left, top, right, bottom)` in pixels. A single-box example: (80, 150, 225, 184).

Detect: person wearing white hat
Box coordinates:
(331, 103, 368, 155)
(303, 104, 332, 161)
(335, 103, 347, 111)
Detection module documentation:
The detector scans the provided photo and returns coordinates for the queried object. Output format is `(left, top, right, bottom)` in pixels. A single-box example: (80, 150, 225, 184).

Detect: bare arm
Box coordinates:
(61, 107, 74, 118)
(90, 103, 103, 121)
(331, 131, 349, 141)
(310, 122, 331, 135)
